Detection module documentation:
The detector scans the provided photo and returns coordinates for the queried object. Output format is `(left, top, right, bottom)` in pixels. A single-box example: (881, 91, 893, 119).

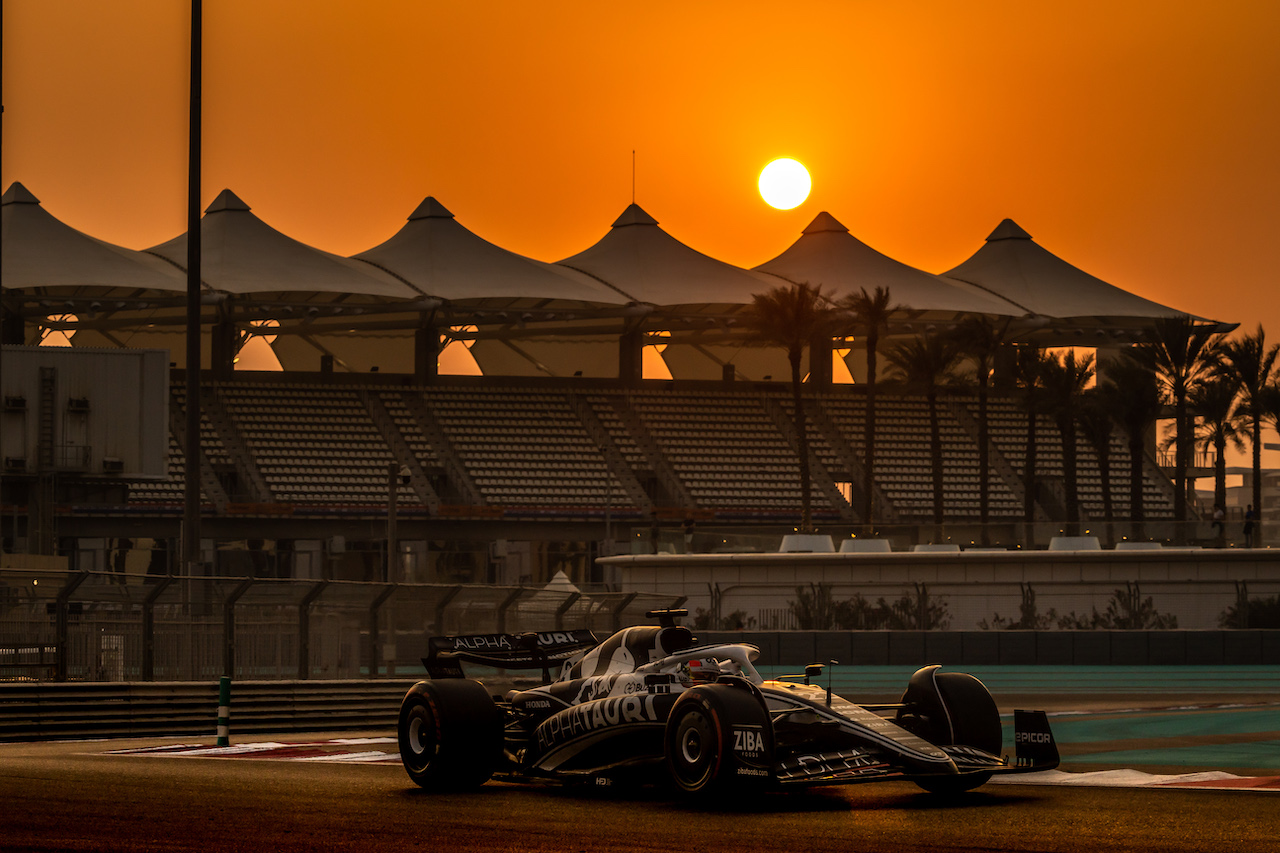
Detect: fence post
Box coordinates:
(223, 578, 254, 678)
(554, 592, 581, 632)
(496, 587, 527, 634)
(142, 576, 173, 681)
(55, 572, 90, 682)
(367, 584, 398, 678)
(608, 592, 635, 633)
(297, 581, 329, 680)
(216, 676, 231, 746)
(434, 585, 462, 637)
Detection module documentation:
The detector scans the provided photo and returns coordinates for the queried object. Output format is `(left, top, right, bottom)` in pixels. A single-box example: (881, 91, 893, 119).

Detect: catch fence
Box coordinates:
(0, 568, 682, 682)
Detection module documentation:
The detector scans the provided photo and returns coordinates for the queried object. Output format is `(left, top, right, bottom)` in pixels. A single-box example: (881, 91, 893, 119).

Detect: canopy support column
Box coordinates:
(619, 328, 643, 387)
(211, 318, 237, 380)
(1, 305, 24, 345)
(415, 323, 440, 384)
(809, 332, 833, 388)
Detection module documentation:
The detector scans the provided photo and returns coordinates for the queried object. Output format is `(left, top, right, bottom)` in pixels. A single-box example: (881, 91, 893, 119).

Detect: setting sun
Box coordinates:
(758, 158, 811, 210)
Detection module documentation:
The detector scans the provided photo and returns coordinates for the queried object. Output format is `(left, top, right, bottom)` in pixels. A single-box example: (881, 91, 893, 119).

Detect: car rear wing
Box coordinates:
(423, 629, 598, 682)
(1012, 709, 1060, 771)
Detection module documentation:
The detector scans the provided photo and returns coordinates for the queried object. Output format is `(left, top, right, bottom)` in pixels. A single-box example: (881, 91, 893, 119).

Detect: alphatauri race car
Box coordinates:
(397, 611, 1058, 796)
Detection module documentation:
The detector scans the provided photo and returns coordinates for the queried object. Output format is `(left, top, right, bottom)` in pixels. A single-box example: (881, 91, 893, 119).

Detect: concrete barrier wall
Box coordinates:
(602, 548, 1280, 631)
(697, 630, 1280, 666)
(0, 679, 418, 742)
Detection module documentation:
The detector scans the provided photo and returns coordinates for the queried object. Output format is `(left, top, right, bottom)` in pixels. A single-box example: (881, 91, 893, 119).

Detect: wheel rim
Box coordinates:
(680, 725, 704, 765)
(403, 702, 436, 772)
(672, 708, 715, 788)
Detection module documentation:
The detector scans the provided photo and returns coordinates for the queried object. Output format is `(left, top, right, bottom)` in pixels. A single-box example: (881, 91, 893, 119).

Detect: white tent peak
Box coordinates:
(612, 203, 658, 228)
(408, 196, 454, 221)
(1, 183, 186, 294)
(943, 220, 1201, 323)
(802, 211, 848, 235)
(2, 182, 41, 206)
(205, 189, 252, 214)
(544, 570, 580, 593)
(353, 198, 622, 305)
(560, 204, 780, 306)
(987, 219, 1032, 242)
(146, 189, 415, 298)
(755, 215, 1023, 317)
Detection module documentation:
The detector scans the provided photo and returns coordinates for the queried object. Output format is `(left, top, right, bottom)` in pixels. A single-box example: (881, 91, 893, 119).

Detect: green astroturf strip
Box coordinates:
(754, 665, 1280, 696)
(1035, 707, 1280, 741)
(1067, 741, 1280, 769)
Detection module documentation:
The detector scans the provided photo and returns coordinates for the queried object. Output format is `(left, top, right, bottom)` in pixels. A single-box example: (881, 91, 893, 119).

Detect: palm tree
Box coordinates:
(1182, 375, 1245, 540)
(885, 334, 962, 531)
(1078, 391, 1118, 546)
(949, 316, 1012, 545)
(1040, 350, 1095, 536)
(1255, 380, 1280, 542)
(1013, 346, 1055, 540)
(1096, 353, 1163, 541)
(1213, 325, 1278, 537)
(1135, 316, 1221, 543)
(742, 282, 845, 532)
(1258, 381, 1280, 448)
(840, 286, 901, 533)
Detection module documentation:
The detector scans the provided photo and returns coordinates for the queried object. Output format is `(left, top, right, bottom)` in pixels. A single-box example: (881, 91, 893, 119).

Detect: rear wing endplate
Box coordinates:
(1013, 709, 1060, 770)
(424, 629, 598, 682)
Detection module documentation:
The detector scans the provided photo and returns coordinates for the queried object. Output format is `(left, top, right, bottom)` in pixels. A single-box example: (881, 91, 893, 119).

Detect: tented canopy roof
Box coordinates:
(146, 189, 417, 299)
(556, 204, 785, 309)
(354, 197, 625, 306)
(1, 182, 187, 295)
(942, 219, 1190, 321)
(754, 212, 1024, 317)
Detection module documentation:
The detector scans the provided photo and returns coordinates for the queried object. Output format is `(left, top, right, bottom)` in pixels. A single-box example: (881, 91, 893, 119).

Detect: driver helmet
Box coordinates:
(683, 657, 723, 684)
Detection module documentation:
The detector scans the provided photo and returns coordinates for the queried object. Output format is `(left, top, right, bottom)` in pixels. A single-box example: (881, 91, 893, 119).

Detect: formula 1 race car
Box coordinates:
(397, 610, 1058, 796)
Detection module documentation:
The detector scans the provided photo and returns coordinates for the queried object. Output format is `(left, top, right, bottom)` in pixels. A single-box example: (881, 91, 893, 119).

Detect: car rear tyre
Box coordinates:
(398, 679, 502, 790)
(665, 683, 772, 797)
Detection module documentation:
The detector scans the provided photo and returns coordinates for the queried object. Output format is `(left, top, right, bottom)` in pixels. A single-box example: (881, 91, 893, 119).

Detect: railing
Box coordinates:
(645, 518, 1268, 553)
(0, 679, 417, 742)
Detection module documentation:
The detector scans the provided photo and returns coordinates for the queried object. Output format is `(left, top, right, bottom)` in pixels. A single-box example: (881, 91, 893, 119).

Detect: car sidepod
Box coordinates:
(526, 690, 681, 777)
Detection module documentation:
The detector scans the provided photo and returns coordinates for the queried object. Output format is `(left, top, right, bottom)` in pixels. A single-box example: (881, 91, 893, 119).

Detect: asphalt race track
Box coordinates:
(4, 666, 1280, 853)
(1, 733, 1277, 853)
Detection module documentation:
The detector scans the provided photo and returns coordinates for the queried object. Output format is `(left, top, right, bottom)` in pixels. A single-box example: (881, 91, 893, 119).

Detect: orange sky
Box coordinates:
(4, 2, 1280, 358)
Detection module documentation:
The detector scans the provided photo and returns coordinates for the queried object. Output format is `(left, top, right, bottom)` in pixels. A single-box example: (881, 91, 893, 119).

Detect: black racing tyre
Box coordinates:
(398, 679, 502, 790)
(933, 672, 1002, 756)
(898, 668, 1001, 795)
(665, 683, 773, 797)
(898, 668, 1002, 753)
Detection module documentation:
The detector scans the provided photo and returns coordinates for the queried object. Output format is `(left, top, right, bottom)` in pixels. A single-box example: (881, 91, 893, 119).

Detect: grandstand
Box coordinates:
(2, 363, 1181, 582)
(1, 181, 1229, 587)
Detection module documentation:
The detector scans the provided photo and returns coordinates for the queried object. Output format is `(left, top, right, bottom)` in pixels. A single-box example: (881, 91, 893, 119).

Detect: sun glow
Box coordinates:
(758, 158, 811, 210)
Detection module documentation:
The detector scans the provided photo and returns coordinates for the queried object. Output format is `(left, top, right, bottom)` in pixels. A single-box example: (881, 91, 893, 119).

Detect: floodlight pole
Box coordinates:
(182, 0, 203, 576)
(387, 462, 398, 583)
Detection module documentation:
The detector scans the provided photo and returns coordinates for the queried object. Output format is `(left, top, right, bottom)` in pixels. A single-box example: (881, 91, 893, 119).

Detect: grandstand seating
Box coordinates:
(129, 377, 1176, 525)
(418, 387, 625, 507)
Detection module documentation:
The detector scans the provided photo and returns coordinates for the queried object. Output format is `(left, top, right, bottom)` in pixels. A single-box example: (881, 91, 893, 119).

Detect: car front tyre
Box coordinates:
(665, 683, 773, 798)
(669, 704, 719, 792)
